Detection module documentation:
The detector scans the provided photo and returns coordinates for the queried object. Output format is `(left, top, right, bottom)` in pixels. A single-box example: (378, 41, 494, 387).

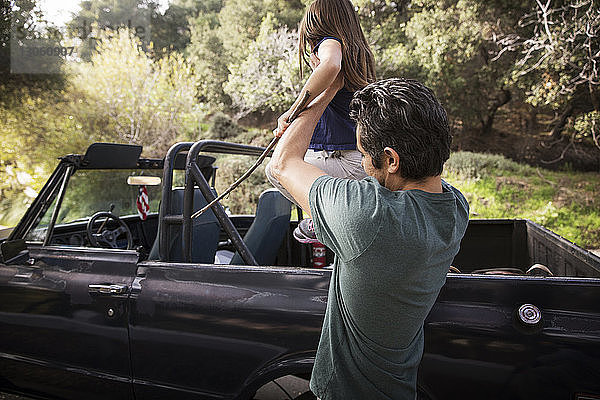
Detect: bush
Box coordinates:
(223, 15, 303, 117)
(209, 112, 244, 139)
(71, 29, 205, 156)
(574, 111, 600, 145)
(445, 151, 530, 179)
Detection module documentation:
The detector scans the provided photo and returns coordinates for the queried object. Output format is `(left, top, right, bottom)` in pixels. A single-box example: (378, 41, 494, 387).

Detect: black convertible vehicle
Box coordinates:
(1, 142, 599, 400)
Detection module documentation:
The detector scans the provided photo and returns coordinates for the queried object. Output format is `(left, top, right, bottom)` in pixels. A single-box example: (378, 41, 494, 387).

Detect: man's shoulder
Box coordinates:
(310, 175, 383, 209)
(311, 175, 381, 192)
(309, 176, 385, 262)
(441, 179, 470, 214)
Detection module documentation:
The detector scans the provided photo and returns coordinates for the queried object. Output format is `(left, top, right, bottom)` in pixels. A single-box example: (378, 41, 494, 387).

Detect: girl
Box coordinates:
(266, 0, 376, 243)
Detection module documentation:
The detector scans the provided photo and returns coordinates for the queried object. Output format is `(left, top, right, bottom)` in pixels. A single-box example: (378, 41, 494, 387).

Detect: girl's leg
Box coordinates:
(303, 149, 367, 180)
(265, 149, 366, 209)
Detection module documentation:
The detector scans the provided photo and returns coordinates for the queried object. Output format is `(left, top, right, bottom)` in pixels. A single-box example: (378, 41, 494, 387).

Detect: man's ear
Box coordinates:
(383, 147, 400, 173)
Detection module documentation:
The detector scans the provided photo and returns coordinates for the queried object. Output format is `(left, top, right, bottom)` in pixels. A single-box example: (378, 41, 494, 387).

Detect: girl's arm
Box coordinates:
(276, 39, 342, 135)
(268, 73, 345, 214)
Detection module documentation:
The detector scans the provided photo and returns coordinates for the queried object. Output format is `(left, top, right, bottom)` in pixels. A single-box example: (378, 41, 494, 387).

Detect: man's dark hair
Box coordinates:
(349, 78, 451, 180)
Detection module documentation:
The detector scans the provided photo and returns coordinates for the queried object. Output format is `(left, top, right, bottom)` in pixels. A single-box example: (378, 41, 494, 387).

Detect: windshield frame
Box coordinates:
(19, 156, 166, 246)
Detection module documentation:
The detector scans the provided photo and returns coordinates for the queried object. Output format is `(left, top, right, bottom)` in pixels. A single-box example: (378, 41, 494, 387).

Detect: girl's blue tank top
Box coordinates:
(309, 37, 357, 151)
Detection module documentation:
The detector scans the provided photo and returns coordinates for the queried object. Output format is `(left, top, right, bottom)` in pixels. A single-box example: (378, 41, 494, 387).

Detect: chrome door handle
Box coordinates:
(88, 284, 128, 295)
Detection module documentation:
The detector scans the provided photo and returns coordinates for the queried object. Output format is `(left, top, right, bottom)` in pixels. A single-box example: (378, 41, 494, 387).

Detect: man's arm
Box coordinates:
(267, 76, 344, 216)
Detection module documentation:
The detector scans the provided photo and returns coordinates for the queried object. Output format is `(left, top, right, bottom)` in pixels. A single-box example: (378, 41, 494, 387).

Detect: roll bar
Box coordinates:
(159, 141, 268, 265)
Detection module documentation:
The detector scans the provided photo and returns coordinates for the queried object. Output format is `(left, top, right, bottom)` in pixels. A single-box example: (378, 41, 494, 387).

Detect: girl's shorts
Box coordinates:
(266, 149, 367, 207)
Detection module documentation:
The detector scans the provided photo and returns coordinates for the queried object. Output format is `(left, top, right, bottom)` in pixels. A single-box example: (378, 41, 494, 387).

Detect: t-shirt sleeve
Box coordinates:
(442, 179, 470, 218)
(308, 176, 382, 262)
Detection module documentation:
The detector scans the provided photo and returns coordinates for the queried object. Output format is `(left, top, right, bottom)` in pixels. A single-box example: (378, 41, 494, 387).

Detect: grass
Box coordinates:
(443, 152, 600, 249)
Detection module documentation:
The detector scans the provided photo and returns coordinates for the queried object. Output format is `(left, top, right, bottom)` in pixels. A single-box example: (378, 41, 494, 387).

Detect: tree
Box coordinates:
(71, 29, 205, 155)
(187, 11, 231, 107)
(493, 0, 600, 143)
(217, 0, 303, 61)
(187, 0, 304, 111)
(223, 15, 303, 118)
(1, 0, 65, 90)
(378, 0, 515, 135)
(150, 0, 213, 59)
(66, 0, 156, 60)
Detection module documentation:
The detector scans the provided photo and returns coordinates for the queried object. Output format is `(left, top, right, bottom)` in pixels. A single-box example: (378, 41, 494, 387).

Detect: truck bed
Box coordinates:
(452, 219, 600, 278)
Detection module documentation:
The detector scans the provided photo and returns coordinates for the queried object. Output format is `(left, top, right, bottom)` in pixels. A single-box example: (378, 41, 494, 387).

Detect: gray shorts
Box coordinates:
(266, 149, 367, 207)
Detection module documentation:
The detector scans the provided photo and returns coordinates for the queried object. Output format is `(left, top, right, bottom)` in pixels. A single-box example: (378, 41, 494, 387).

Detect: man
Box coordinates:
(267, 76, 469, 399)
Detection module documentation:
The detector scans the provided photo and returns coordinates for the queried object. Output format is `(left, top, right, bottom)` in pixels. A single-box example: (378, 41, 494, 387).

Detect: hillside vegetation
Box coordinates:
(445, 152, 600, 249)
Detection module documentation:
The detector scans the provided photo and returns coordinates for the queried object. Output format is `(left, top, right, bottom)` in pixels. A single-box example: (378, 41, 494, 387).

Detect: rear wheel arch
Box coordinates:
(237, 355, 315, 399)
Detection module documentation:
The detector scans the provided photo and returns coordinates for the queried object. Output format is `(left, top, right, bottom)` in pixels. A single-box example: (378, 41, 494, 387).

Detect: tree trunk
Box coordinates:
(589, 82, 599, 112)
(526, 107, 538, 134)
(481, 89, 511, 135)
(550, 103, 574, 140)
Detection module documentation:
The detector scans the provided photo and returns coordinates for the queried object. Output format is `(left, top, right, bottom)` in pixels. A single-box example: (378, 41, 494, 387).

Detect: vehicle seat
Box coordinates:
(229, 189, 291, 266)
(148, 188, 220, 263)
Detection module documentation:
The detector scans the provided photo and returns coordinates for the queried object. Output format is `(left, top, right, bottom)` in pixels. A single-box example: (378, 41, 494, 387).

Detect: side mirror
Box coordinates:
(0, 239, 30, 265)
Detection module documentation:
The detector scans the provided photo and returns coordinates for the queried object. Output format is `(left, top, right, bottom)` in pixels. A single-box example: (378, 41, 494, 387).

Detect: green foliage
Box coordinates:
(218, 0, 267, 61)
(217, 0, 303, 61)
(209, 112, 244, 139)
(150, 0, 208, 59)
(187, 13, 231, 107)
(1, 0, 65, 88)
(234, 127, 272, 147)
(502, 0, 599, 111)
(376, 0, 514, 133)
(187, 0, 304, 110)
(0, 161, 42, 227)
(66, 0, 155, 61)
(573, 111, 600, 146)
(71, 29, 206, 156)
(224, 15, 303, 117)
(0, 27, 206, 225)
(445, 151, 530, 179)
(0, 84, 103, 226)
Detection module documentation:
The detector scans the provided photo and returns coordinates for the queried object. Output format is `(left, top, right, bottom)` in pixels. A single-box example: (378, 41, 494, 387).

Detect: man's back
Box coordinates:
(309, 175, 469, 399)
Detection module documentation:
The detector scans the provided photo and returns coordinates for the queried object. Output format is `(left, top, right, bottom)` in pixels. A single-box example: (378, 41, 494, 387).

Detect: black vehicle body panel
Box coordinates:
(422, 275, 600, 399)
(0, 246, 138, 399)
(0, 142, 599, 400)
(129, 263, 328, 399)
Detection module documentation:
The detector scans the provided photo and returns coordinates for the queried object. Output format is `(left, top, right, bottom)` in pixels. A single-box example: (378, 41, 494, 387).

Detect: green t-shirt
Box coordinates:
(308, 175, 469, 400)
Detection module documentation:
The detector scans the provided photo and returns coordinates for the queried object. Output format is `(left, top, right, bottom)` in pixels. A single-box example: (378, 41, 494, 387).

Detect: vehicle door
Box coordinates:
(129, 262, 329, 400)
(0, 163, 143, 400)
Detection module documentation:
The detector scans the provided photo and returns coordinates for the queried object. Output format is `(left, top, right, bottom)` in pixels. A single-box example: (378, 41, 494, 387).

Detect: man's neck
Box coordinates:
(385, 175, 442, 193)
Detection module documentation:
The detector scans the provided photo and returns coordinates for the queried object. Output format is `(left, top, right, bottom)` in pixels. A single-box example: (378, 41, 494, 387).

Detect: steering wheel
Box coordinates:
(86, 212, 133, 250)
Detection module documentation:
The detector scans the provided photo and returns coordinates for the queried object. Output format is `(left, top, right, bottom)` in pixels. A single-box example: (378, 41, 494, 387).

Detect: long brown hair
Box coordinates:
(299, 0, 376, 92)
